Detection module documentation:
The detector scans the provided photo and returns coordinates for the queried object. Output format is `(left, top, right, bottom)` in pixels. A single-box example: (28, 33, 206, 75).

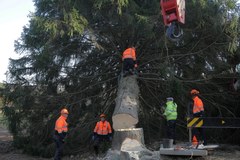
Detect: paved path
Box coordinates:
(0, 127, 12, 141)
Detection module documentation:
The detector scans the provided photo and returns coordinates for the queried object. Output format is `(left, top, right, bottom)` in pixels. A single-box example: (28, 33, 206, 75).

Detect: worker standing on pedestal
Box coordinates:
(163, 97, 178, 145)
(190, 89, 206, 147)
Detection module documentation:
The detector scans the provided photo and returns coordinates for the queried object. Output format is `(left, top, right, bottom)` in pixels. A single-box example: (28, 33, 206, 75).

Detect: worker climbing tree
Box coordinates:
(122, 46, 138, 77)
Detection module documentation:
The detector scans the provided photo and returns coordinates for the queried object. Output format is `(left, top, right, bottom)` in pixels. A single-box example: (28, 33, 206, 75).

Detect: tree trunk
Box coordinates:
(112, 75, 140, 130)
(112, 128, 144, 150)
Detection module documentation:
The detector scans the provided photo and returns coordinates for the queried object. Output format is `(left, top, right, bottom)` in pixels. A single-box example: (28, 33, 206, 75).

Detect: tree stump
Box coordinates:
(112, 75, 140, 130)
(120, 138, 159, 160)
(112, 128, 144, 150)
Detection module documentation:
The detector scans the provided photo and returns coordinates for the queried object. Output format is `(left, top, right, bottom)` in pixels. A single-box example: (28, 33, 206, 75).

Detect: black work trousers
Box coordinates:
(192, 127, 206, 144)
(53, 135, 64, 160)
(123, 58, 134, 73)
(93, 135, 110, 155)
(192, 113, 206, 145)
(167, 120, 176, 144)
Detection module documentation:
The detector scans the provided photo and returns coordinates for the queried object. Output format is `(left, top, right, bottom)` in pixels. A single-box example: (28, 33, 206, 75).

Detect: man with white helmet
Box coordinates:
(163, 97, 178, 144)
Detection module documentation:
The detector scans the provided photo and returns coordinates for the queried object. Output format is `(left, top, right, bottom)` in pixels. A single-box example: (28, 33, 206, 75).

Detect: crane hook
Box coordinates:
(166, 22, 183, 42)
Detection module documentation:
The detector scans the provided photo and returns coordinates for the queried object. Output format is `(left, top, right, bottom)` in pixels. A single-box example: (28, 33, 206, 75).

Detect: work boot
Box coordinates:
(200, 140, 207, 145)
(173, 141, 176, 145)
(94, 146, 99, 155)
(197, 144, 204, 149)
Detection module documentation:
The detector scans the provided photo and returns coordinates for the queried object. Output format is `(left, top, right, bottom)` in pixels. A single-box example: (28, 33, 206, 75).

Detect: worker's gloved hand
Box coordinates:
(92, 135, 95, 141)
(109, 136, 112, 141)
(160, 105, 165, 113)
(108, 133, 112, 141)
(92, 132, 97, 141)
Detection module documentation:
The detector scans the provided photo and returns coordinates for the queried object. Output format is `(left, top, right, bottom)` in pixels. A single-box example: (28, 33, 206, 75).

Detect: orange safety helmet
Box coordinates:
(190, 89, 199, 95)
(100, 114, 106, 118)
(61, 108, 69, 114)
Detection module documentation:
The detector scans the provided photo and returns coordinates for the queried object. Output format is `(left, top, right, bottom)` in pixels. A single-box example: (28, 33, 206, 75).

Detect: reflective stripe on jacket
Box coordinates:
(55, 115, 68, 133)
(94, 121, 112, 135)
(193, 96, 204, 114)
(163, 101, 177, 121)
(122, 48, 136, 61)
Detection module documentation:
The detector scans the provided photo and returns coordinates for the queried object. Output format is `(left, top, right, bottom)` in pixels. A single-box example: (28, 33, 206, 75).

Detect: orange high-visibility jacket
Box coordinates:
(94, 121, 112, 135)
(55, 115, 68, 133)
(193, 96, 204, 114)
(122, 48, 136, 61)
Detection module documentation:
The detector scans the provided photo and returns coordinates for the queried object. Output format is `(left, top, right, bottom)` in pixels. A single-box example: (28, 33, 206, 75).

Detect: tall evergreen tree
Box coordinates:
(0, 0, 239, 157)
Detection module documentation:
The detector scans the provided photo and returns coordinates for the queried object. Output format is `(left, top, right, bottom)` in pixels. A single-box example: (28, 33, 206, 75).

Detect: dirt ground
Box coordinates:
(0, 126, 240, 160)
(0, 126, 46, 160)
(0, 127, 98, 160)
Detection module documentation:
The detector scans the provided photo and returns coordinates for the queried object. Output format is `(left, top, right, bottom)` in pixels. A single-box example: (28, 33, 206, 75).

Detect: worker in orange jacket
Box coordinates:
(190, 89, 206, 146)
(122, 46, 137, 76)
(53, 108, 69, 160)
(92, 114, 112, 155)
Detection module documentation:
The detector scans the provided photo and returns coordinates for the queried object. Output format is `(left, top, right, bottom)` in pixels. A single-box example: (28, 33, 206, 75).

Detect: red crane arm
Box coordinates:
(160, 0, 185, 25)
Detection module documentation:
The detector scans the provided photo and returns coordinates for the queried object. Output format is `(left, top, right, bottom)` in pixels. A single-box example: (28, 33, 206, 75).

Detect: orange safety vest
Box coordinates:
(122, 48, 136, 61)
(193, 96, 204, 114)
(55, 115, 68, 133)
(94, 121, 112, 135)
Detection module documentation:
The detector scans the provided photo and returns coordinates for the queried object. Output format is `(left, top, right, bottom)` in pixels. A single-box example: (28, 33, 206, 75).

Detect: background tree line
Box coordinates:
(0, 0, 240, 157)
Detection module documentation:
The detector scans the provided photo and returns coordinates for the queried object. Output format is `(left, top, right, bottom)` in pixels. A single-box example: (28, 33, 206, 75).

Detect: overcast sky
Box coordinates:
(0, 0, 34, 83)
